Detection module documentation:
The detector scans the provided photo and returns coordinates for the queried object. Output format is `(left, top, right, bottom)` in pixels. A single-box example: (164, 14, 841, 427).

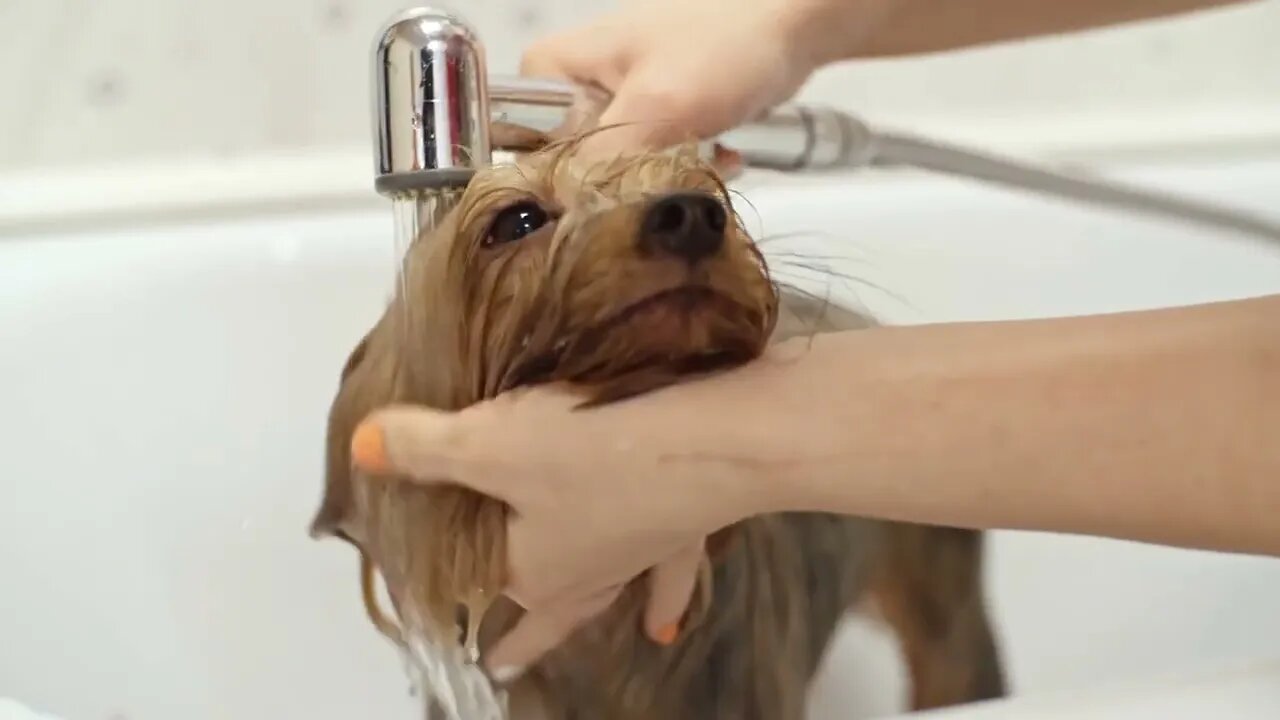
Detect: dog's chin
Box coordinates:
(603, 285, 745, 343)
(502, 284, 769, 404)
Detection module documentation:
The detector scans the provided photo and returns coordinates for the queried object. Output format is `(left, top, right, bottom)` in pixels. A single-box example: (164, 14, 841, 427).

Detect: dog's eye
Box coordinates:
(485, 202, 549, 246)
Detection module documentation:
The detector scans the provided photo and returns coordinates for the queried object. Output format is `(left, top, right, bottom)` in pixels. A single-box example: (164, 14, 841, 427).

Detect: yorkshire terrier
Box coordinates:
(309, 128, 1006, 719)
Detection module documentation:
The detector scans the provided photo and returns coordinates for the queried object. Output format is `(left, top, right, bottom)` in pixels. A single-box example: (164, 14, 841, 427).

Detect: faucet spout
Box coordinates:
(372, 5, 491, 200)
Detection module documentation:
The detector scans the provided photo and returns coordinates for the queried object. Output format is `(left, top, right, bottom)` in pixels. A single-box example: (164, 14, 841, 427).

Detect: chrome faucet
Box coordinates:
(372, 5, 1280, 249)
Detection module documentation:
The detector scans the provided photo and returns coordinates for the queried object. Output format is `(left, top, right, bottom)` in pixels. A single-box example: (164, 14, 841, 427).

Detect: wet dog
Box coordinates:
(309, 134, 1006, 719)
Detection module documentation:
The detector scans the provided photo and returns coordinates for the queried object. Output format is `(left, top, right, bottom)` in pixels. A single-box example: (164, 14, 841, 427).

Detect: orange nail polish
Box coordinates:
(653, 622, 679, 646)
(351, 422, 390, 474)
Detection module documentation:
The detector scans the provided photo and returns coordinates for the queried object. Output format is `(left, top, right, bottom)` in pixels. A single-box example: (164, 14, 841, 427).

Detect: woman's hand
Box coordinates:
(519, 0, 883, 154)
(350, 385, 755, 676)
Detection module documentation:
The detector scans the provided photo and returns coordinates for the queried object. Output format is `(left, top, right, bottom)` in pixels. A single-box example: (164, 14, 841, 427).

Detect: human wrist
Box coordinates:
(637, 345, 832, 526)
(593, 363, 793, 533)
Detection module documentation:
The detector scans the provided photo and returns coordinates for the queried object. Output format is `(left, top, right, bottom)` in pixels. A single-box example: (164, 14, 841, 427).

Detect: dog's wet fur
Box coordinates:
(310, 131, 1006, 719)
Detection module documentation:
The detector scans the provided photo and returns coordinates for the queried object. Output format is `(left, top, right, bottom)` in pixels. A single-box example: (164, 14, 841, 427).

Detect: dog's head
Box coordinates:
(309, 132, 778, 657)
(403, 133, 777, 405)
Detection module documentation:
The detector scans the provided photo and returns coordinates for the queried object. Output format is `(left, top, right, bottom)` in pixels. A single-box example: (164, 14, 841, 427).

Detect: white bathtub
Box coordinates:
(3, 152, 1280, 720)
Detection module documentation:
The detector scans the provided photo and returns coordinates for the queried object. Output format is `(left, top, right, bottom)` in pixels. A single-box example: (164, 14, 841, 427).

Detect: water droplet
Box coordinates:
(411, 114, 423, 130)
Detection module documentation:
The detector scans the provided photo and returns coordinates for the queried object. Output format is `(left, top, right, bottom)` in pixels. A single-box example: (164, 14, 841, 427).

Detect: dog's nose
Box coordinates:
(639, 191, 727, 262)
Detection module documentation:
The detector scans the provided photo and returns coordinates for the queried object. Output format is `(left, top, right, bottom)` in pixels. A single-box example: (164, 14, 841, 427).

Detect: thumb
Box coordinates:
(350, 404, 518, 506)
(643, 541, 706, 645)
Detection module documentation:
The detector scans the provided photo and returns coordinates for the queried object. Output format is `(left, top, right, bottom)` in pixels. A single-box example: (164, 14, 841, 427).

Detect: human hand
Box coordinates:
(350, 384, 756, 676)
(520, 0, 844, 155)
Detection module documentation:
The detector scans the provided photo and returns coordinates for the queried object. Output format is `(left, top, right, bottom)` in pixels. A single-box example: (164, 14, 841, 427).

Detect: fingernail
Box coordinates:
(652, 622, 679, 646)
(490, 665, 524, 684)
(351, 421, 390, 474)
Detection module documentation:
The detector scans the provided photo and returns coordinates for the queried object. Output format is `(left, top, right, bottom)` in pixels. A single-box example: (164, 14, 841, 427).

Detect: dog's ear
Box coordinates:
(309, 319, 397, 542)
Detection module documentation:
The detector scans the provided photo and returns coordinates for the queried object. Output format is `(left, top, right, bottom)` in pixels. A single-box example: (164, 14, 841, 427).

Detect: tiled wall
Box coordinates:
(2, 0, 1277, 172)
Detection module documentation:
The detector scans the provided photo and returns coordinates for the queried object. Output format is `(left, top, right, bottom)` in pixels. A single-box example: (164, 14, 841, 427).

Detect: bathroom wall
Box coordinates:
(2, 0, 1279, 178)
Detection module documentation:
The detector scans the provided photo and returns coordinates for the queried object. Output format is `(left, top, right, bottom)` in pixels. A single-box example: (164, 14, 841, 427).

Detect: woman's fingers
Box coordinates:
(642, 541, 705, 644)
(484, 545, 705, 680)
(712, 144, 745, 179)
(350, 405, 519, 506)
(589, 71, 706, 152)
(519, 24, 630, 89)
(484, 586, 622, 679)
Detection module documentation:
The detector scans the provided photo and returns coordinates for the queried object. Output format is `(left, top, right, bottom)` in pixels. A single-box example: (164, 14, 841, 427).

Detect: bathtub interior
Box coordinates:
(2, 151, 1280, 720)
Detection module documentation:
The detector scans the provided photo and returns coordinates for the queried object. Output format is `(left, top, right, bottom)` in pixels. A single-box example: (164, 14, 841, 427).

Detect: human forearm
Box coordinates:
(678, 295, 1280, 556)
(355, 294, 1279, 669)
(791, 0, 1255, 64)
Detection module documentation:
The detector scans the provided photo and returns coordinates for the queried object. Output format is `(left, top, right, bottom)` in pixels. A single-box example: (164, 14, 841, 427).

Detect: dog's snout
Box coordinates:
(639, 191, 727, 262)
